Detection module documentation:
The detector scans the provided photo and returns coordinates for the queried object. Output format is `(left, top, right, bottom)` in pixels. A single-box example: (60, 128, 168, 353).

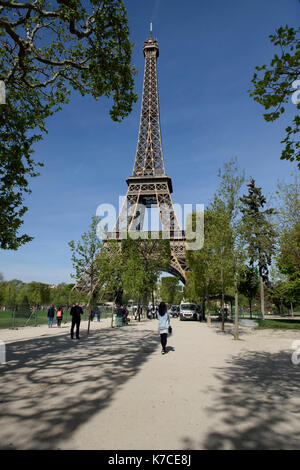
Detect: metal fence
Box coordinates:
(0, 306, 115, 330)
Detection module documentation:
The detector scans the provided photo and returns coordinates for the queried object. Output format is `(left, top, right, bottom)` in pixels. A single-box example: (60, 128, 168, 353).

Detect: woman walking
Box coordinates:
(56, 306, 63, 327)
(157, 302, 170, 355)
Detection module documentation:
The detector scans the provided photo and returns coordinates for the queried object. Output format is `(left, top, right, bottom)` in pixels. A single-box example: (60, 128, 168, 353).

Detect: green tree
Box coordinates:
(274, 174, 300, 314)
(0, 0, 137, 249)
(238, 265, 259, 317)
(69, 215, 102, 310)
(186, 209, 218, 319)
(97, 239, 124, 326)
(280, 279, 300, 315)
(121, 236, 171, 313)
(19, 294, 31, 315)
(186, 201, 236, 326)
(25, 281, 50, 306)
(160, 276, 183, 305)
(96, 235, 171, 324)
(173, 286, 184, 305)
(276, 219, 300, 314)
(276, 174, 300, 232)
(240, 179, 277, 319)
(0, 282, 4, 305)
(249, 23, 300, 167)
(216, 158, 245, 339)
(121, 244, 148, 311)
(50, 282, 77, 307)
(208, 197, 233, 331)
(277, 219, 300, 279)
(26, 282, 39, 305)
(40, 283, 50, 305)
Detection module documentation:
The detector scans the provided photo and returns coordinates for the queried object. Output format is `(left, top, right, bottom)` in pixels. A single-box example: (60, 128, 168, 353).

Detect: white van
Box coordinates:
(179, 302, 201, 321)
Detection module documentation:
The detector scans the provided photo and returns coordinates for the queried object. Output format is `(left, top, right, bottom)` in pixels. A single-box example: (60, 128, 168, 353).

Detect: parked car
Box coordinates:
(169, 305, 179, 317)
(179, 302, 203, 321)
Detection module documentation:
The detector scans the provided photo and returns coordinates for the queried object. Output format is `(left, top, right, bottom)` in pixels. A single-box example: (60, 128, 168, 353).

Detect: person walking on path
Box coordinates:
(70, 302, 83, 339)
(157, 302, 170, 355)
(56, 306, 63, 328)
(47, 304, 55, 328)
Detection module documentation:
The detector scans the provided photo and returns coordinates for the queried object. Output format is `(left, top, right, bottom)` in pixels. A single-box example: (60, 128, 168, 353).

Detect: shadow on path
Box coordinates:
(0, 325, 158, 449)
(210, 322, 256, 339)
(181, 349, 300, 450)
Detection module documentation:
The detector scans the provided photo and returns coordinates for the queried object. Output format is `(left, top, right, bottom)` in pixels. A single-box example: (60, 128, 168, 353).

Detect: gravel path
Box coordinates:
(1, 318, 300, 450)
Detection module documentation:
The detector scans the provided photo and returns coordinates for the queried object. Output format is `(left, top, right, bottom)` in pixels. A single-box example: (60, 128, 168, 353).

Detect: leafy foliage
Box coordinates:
(277, 219, 300, 281)
(121, 236, 171, 304)
(159, 276, 183, 305)
(0, 278, 84, 307)
(240, 179, 277, 281)
(69, 215, 102, 306)
(249, 24, 300, 167)
(0, 0, 137, 249)
(96, 235, 171, 306)
(238, 265, 259, 314)
(97, 239, 124, 303)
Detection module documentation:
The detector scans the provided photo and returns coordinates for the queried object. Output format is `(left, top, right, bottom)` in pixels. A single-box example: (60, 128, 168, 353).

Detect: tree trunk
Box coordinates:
(111, 297, 117, 328)
(291, 302, 294, 318)
(87, 309, 91, 334)
(249, 298, 252, 318)
(111, 305, 114, 328)
(206, 284, 211, 325)
(260, 274, 265, 320)
(221, 265, 225, 332)
(234, 271, 239, 340)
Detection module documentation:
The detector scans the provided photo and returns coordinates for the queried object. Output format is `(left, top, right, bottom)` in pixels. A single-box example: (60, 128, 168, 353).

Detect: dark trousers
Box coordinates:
(71, 317, 81, 338)
(160, 333, 168, 351)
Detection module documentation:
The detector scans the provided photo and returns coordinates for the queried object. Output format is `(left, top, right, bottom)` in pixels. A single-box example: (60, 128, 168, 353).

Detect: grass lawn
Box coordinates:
(0, 309, 113, 329)
(256, 319, 300, 330)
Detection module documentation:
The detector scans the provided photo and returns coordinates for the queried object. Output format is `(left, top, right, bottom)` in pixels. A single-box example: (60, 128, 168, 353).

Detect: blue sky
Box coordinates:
(1, 0, 299, 284)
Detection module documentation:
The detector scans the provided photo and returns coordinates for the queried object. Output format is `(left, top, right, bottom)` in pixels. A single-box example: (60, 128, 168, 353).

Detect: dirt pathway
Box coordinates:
(1, 318, 300, 449)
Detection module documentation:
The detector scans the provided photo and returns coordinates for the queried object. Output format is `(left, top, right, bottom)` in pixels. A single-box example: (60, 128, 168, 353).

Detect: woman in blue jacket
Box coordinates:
(157, 302, 170, 355)
(47, 304, 55, 328)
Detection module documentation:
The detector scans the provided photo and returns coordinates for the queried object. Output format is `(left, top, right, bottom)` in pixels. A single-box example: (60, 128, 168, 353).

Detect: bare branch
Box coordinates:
(0, 0, 61, 18)
(22, 70, 61, 89)
(30, 46, 90, 70)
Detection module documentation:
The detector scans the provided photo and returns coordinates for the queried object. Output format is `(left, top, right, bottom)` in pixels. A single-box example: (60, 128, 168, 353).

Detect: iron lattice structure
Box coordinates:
(105, 29, 188, 283)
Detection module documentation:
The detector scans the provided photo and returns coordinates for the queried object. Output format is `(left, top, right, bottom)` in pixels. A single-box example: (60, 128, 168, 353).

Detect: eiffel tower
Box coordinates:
(105, 24, 187, 283)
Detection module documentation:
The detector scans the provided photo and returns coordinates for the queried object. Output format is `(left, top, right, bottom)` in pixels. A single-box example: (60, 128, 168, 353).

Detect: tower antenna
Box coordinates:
(150, 20, 153, 39)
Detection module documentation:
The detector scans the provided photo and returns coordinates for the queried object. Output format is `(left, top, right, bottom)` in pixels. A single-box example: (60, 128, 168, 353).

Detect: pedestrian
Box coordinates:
(56, 306, 63, 327)
(70, 302, 83, 339)
(124, 306, 129, 325)
(47, 304, 55, 328)
(116, 304, 124, 317)
(151, 305, 156, 319)
(157, 301, 170, 355)
(119, 305, 127, 325)
(96, 307, 101, 322)
(90, 309, 95, 321)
